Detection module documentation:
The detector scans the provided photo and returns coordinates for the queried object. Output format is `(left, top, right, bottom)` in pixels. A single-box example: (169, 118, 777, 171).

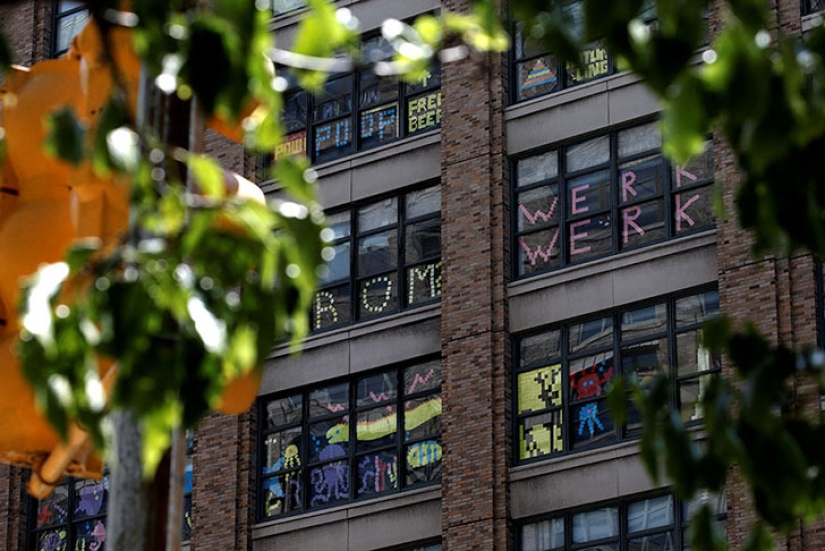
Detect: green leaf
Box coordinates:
(188, 154, 225, 198)
(45, 107, 86, 166)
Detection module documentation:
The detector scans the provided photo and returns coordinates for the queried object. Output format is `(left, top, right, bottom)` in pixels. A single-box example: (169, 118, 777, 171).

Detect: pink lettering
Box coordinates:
(569, 219, 592, 256)
(621, 170, 637, 203)
(623, 206, 644, 244)
(676, 167, 698, 188)
(571, 184, 590, 214)
(675, 193, 700, 231)
(519, 196, 559, 226)
(519, 228, 560, 265)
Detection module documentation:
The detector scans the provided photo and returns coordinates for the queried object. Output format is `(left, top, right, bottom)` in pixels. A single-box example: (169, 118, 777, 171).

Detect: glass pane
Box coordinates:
(675, 290, 719, 327)
(406, 62, 441, 93)
(356, 451, 399, 497)
(308, 460, 350, 508)
(309, 383, 348, 418)
(683, 490, 727, 519)
(519, 410, 564, 460)
(319, 242, 350, 285)
(273, 130, 307, 161)
(358, 272, 399, 318)
(567, 170, 611, 216)
(404, 360, 442, 394)
(619, 156, 665, 204)
(262, 473, 302, 517)
(407, 261, 443, 306)
(518, 364, 563, 414)
(628, 495, 674, 533)
(520, 330, 562, 368)
(314, 117, 352, 162)
(273, 0, 307, 14)
(405, 395, 442, 440)
(74, 518, 107, 551)
(312, 283, 351, 331)
(518, 184, 560, 231)
(628, 532, 676, 551)
(325, 210, 352, 239)
(679, 375, 714, 423)
(674, 187, 714, 234)
(521, 517, 565, 551)
(622, 339, 667, 384)
(406, 185, 441, 218)
(518, 150, 558, 187)
(568, 214, 612, 262)
(263, 428, 303, 474)
(570, 316, 613, 353)
(73, 478, 108, 519)
(571, 397, 615, 448)
(359, 69, 398, 106)
(619, 122, 662, 157)
(359, 197, 398, 232)
(36, 529, 70, 551)
(565, 42, 610, 86)
(56, 11, 90, 53)
(406, 218, 441, 263)
(406, 439, 442, 486)
(674, 142, 714, 186)
(514, 23, 547, 59)
(677, 331, 721, 377)
(518, 227, 562, 275)
(357, 406, 397, 451)
(572, 507, 619, 543)
(183, 493, 192, 541)
(407, 91, 442, 134)
(570, 355, 614, 401)
(621, 200, 666, 249)
(314, 76, 353, 121)
(35, 483, 69, 528)
(266, 394, 302, 428)
(283, 91, 309, 132)
(621, 302, 667, 340)
(358, 230, 398, 275)
(568, 136, 610, 172)
(309, 415, 349, 463)
(357, 371, 397, 407)
(359, 102, 399, 148)
(518, 57, 559, 100)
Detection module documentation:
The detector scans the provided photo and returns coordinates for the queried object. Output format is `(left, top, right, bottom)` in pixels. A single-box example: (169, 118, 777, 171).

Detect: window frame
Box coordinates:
(311, 182, 442, 333)
(512, 119, 715, 280)
(514, 286, 721, 464)
(516, 490, 727, 551)
(263, 33, 442, 171)
(49, 1, 90, 58)
(28, 474, 109, 551)
(257, 357, 443, 521)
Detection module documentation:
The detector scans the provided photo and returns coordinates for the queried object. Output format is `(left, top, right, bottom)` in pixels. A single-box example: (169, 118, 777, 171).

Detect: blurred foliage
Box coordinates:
(505, 0, 825, 549)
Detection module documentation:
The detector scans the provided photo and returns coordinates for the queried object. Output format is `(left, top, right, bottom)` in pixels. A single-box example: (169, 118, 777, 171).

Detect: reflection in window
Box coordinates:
(516, 288, 720, 462)
(313, 185, 441, 332)
(514, 122, 715, 278)
(519, 492, 726, 551)
(259, 359, 442, 519)
(29, 475, 108, 551)
(51, 1, 90, 57)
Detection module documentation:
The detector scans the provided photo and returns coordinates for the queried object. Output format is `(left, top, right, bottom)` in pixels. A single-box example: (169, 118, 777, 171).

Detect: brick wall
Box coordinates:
(439, 0, 511, 548)
(713, 0, 825, 548)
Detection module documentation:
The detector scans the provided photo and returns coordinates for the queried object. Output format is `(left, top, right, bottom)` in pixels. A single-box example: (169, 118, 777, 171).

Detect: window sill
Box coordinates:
(253, 484, 441, 540)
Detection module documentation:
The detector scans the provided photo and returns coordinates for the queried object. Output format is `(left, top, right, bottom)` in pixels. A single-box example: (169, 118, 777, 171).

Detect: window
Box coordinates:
(518, 491, 726, 551)
(29, 476, 108, 551)
(266, 37, 441, 167)
(258, 358, 442, 519)
(273, 0, 307, 16)
(312, 184, 441, 332)
(512, 0, 656, 102)
(514, 121, 714, 278)
(381, 542, 442, 551)
(183, 432, 193, 542)
(804, 0, 825, 14)
(515, 288, 720, 462)
(50, 1, 90, 57)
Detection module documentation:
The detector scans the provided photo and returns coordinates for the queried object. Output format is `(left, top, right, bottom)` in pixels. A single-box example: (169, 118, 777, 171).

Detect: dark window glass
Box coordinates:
(516, 288, 719, 462)
(30, 475, 109, 550)
(259, 360, 442, 519)
(514, 123, 714, 278)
